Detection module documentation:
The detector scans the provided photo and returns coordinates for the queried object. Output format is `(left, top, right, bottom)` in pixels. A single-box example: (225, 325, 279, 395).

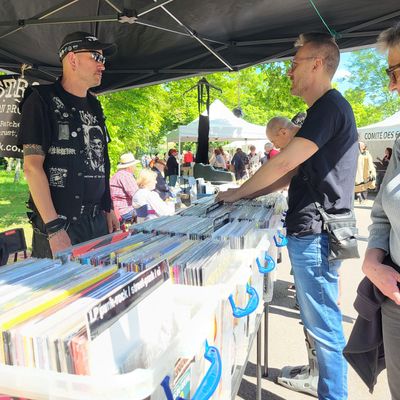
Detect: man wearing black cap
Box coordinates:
(18, 31, 119, 258)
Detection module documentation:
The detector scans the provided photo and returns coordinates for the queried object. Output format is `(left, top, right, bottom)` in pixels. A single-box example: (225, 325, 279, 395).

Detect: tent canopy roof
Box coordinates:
(0, 1, 399, 93)
(166, 99, 266, 142)
(358, 110, 400, 131)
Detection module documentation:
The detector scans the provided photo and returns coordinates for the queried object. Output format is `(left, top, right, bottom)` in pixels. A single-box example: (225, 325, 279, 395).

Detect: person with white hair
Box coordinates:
(133, 169, 175, 220)
(356, 21, 400, 399)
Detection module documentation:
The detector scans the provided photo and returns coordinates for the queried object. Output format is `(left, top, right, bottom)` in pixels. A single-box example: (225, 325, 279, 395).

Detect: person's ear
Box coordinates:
(66, 52, 77, 71)
(313, 57, 324, 72)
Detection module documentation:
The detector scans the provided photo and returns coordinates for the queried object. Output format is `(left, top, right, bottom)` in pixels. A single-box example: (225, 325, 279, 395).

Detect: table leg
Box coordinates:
(257, 322, 262, 400)
(263, 303, 269, 377)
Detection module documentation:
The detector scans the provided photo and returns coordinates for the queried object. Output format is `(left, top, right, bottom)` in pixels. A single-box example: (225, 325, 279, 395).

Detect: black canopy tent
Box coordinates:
(0, 0, 399, 94)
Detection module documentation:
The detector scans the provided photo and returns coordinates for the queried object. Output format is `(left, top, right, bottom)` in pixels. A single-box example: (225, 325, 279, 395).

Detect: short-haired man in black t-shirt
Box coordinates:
(18, 32, 120, 258)
(217, 32, 358, 399)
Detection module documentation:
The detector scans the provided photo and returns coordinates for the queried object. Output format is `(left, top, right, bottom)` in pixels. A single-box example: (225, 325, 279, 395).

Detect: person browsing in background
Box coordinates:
(208, 146, 216, 165)
(247, 145, 261, 177)
(166, 148, 179, 187)
(377, 146, 393, 167)
(375, 146, 392, 191)
(150, 157, 172, 200)
(230, 148, 248, 180)
(132, 169, 175, 220)
(211, 148, 227, 169)
(217, 32, 359, 399)
(260, 142, 275, 164)
(358, 22, 400, 399)
(266, 116, 300, 151)
(183, 147, 194, 166)
(110, 152, 139, 224)
(219, 146, 230, 164)
(17, 31, 119, 258)
(354, 141, 376, 204)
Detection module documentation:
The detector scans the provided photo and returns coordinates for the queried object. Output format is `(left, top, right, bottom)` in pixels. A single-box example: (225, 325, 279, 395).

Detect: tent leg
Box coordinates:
(178, 132, 181, 177)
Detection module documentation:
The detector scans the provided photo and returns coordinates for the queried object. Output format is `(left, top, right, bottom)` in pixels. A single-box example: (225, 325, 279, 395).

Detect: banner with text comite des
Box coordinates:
(0, 74, 38, 158)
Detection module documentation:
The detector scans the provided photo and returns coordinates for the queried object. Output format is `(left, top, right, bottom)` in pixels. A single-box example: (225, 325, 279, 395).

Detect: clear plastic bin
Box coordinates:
(0, 282, 222, 400)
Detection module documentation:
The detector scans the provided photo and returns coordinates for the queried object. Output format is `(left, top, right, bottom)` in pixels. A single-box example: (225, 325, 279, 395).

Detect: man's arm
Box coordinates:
(105, 210, 120, 233)
(217, 137, 318, 202)
(23, 145, 72, 254)
(243, 168, 298, 199)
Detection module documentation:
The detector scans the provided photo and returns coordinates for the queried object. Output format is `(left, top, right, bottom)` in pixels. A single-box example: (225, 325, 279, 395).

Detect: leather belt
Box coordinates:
(80, 204, 102, 218)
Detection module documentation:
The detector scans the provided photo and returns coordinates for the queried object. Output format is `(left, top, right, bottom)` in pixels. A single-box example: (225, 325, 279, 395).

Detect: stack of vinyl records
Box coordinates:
(178, 196, 276, 228)
(212, 220, 260, 249)
(132, 215, 218, 239)
(0, 255, 170, 375)
(169, 239, 228, 285)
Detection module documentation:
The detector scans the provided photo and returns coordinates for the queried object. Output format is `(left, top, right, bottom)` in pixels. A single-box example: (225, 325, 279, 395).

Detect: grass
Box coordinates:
(0, 169, 32, 250)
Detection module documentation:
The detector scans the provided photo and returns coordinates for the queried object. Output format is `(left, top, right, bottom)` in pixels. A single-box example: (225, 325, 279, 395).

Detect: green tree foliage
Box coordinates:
(99, 62, 309, 167)
(99, 85, 169, 169)
(162, 63, 306, 129)
(342, 49, 400, 126)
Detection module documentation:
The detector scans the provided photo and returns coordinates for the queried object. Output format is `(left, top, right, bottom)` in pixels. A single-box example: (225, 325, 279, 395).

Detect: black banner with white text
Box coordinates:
(0, 74, 38, 158)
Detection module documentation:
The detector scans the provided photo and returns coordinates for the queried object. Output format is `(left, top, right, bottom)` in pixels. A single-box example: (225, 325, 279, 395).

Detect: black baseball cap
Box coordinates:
(59, 31, 117, 61)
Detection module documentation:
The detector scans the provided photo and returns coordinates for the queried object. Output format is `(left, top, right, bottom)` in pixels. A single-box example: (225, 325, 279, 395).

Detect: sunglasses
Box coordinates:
(289, 56, 318, 71)
(73, 50, 106, 64)
(385, 63, 400, 84)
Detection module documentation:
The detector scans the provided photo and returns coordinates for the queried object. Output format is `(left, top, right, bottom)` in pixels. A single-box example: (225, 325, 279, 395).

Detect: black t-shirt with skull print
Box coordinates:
(18, 84, 106, 206)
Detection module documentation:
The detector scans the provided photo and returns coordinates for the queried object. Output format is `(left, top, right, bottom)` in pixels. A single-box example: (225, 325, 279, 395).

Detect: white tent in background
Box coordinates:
(166, 99, 266, 143)
(358, 111, 400, 160)
(224, 140, 268, 153)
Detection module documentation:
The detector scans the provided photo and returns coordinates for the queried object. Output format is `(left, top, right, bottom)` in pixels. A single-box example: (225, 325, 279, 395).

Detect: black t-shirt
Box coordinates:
(18, 87, 106, 204)
(286, 89, 359, 235)
(166, 155, 178, 176)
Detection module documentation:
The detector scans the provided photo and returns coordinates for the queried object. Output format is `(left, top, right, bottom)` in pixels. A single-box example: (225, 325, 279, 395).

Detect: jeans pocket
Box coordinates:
(328, 259, 341, 275)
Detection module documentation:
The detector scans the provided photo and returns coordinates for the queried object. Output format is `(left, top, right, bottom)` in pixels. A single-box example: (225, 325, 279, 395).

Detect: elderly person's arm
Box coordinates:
(362, 145, 400, 304)
(147, 191, 174, 216)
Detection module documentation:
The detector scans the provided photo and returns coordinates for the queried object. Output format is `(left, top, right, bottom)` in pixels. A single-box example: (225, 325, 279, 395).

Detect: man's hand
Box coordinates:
(106, 210, 120, 233)
(216, 188, 242, 203)
(49, 229, 72, 257)
(363, 261, 400, 305)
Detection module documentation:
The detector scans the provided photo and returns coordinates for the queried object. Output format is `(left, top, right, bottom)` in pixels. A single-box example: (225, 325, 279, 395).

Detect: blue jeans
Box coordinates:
(287, 234, 347, 400)
(168, 175, 178, 187)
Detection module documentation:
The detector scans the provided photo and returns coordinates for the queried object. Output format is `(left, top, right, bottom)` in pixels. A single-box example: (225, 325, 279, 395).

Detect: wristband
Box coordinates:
(47, 228, 66, 240)
(45, 217, 67, 235)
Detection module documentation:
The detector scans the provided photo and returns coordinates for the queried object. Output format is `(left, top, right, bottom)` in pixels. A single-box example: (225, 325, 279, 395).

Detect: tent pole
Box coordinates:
(178, 132, 181, 178)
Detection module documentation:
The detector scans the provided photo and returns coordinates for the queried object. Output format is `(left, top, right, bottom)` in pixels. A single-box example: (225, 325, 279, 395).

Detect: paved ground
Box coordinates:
(237, 195, 391, 400)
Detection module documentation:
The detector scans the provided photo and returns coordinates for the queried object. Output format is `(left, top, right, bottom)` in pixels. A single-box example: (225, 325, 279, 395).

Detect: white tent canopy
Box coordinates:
(358, 111, 400, 160)
(166, 99, 266, 143)
(224, 140, 268, 153)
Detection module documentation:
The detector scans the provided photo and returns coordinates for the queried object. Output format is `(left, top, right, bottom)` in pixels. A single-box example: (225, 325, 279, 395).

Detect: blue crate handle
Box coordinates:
(161, 340, 221, 400)
(256, 252, 276, 274)
(228, 283, 259, 318)
(273, 230, 288, 247)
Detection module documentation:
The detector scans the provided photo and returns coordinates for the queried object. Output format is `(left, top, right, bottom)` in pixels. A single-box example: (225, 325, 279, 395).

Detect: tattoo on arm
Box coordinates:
(23, 144, 45, 156)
